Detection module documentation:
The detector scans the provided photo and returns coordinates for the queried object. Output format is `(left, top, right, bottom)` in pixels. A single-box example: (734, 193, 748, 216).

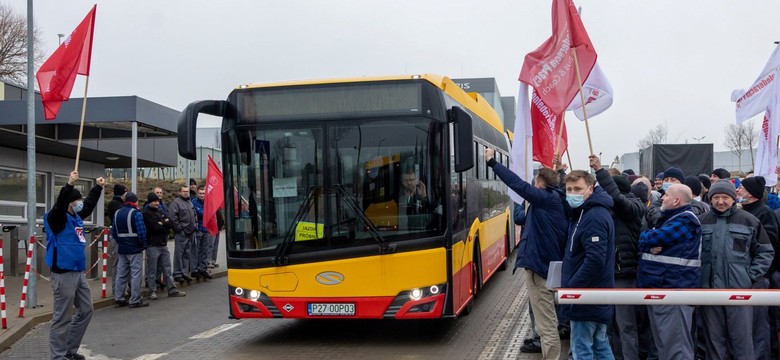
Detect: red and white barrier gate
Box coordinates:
(556, 288, 780, 306)
(18, 236, 35, 318)
(0, 232, 6, 328)
(101, 229, 108, 298)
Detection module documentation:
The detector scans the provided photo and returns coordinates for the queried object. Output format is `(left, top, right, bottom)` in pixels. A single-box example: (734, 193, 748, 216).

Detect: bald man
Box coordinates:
(637, 184, 702, 360)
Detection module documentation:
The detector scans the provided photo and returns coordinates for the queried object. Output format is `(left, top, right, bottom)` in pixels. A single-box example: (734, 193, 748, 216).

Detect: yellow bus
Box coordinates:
(178, 74, 513, 319)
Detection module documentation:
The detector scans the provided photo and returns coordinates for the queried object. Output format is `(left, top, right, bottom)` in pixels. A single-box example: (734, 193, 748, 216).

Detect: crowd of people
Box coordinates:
(485, 148, 780, 360)
(45, 174, 222, 360)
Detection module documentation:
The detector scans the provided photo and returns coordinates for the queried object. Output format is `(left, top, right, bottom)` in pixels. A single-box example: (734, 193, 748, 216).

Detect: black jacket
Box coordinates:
(106, 195, 124, 227)
(47, 184, 103, 236)
(743, 200, 780, 274)
(595, 169, 645, 278)
(142, 206, 173, 247)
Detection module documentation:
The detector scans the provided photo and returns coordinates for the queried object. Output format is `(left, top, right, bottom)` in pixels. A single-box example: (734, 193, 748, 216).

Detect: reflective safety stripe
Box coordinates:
(115, 208, 138, 238)
(641, 253, 700, 267)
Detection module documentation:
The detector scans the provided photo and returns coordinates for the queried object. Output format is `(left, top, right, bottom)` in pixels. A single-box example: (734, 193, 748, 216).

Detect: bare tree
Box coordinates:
(724, 123, 754, 172)
(742, 121, 759, 169)
(0, 4, 45, 86)
(636, 124, 669, 150)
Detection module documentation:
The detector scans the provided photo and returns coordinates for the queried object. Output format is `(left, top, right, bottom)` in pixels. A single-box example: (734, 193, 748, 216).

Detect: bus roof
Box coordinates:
(237, 74, 505, 133)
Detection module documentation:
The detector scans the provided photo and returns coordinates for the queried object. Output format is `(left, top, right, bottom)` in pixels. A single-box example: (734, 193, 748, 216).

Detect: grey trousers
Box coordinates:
(109, 235, 119, 292)
(192, 231, 212, 273)
(611, 277, 640, 360)
(701, 306, 755, 360)
(173, 232, 192, 277)
(50, 271, 93, 359)
(211, 232, 220, 263)
(648, 305, 694, 360)
(115, 253, 144, 304)
(145, 246, 178, 294)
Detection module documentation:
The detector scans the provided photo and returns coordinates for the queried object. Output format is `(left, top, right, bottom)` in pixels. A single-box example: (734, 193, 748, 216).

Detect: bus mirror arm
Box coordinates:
(177, 100, 227, 160)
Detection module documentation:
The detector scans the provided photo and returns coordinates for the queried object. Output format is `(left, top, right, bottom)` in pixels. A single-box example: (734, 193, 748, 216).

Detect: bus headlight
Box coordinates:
(234, 287, 244, 296)
(410, 288, 423, 301)
(429, 285, 440, 295)
(248, 290, 260, 301)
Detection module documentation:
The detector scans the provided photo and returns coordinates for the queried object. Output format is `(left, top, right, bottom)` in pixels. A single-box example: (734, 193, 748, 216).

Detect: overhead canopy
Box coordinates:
(0, 96, 180, 168)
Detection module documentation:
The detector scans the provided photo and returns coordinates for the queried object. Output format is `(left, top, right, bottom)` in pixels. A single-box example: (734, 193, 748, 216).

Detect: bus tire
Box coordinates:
(498, 223, 510, 271)
(472, 240, 483, 297)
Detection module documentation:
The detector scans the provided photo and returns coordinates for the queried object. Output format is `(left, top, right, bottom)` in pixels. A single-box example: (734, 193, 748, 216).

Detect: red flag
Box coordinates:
(203, 155, 224, 236)
(519, 0, 597, 114)
(36, 5, 96, 120)
(530, 90, 567, 168)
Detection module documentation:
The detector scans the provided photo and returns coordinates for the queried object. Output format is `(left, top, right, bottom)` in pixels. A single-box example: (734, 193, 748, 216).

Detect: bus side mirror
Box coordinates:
(178, 100, 227, 160)
(450, 106, 474, 173)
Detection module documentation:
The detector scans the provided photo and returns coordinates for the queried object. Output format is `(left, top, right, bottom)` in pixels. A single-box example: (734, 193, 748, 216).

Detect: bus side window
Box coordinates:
(474, 141, 480, 179)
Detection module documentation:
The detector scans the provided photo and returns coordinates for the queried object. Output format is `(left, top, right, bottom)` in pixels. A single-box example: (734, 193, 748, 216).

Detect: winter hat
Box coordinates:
(697, 174, 712, 190)
(711, 168, 731, 180)
(741, 176, 766, 199)
(622, 169, 636, 176)
(113, 184, 127, 195)
(125, 192, 138, 204)
(630, 182, 649, 204)
(655, 172, 664, 180)
(147, 192, 161, 203)
(709, 180, 737, 200)
(612, 175, 631, 194)
(67, 188, 83, 202)
(683, 176, 702, 197)
(663, 167, 685, 183)
(190, 178, 197, 186)
(627, 174, 639, 184)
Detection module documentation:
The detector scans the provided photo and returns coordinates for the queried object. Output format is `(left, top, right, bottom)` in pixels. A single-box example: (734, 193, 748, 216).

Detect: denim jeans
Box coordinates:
(570, 320, 614, 360)
(193, 231, 212, 273)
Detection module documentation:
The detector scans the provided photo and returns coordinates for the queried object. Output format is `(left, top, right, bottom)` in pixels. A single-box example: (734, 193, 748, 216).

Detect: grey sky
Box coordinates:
(10, 0, 780, 170)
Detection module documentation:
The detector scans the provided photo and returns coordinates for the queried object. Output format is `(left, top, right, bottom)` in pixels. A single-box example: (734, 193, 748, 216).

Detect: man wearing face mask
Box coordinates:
(44, 170, 105, 360)
(637, 183, 701, 359)
(698, 180, 774, 359)
(485, 148, 567, 360)
(560, 170, 615, 359)
(647, 167, 708, 229)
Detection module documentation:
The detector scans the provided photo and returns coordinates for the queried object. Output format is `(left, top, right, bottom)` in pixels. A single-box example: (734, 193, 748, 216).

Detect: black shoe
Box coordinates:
(114, 300, 128, 308)
(168, 290, 186, 297)
(199, 270, 212, 280)
(182, 274, 193, 283)
(559, 328, 570, 339)
(129, 301, 150, 308)
(520, 343, 542, 353)
(191, 272, 202, 280)
(65, 353, 86, 360)
(523, 338, 535, 345)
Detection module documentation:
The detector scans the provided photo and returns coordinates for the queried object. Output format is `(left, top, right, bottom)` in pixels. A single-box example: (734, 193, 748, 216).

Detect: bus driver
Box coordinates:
(398, 164, 431, 229)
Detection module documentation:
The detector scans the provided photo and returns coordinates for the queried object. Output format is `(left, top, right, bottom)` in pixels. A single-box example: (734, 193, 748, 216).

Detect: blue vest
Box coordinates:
(114, 207, 142, 254)
(44, 211, 87, 272)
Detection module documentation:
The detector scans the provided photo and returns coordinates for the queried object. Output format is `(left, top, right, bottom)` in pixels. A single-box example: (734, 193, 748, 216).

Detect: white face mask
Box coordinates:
(72, 200, 84, 213)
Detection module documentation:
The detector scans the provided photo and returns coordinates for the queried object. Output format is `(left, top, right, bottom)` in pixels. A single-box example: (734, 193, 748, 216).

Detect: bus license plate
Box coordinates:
(307, 303, 356, 316)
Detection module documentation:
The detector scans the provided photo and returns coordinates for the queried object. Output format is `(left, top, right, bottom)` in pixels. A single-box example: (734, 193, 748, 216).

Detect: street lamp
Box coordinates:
(57, 33, 65, 45)
(692, 136, 706, 144)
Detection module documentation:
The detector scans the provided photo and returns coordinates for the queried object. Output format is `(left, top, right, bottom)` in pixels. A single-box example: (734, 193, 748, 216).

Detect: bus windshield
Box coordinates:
(225, 118, 446, 258)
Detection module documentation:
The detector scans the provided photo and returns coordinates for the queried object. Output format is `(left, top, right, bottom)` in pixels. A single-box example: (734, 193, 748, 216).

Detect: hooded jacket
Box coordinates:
(595, 169, 645, 278)
(561, 186, 615, 324)
(44, 183, 103, 273)
(488, 159, 567, 279)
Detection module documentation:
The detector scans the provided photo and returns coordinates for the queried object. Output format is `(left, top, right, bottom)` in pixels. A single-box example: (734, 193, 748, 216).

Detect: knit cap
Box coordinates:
(663, 167, 685, 183)
(709, 180, 736, 200)
(741, 176, 766, 199)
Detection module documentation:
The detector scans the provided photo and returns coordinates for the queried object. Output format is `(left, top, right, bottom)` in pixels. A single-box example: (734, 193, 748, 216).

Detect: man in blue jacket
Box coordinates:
(44, 170, 105, 360)
(112, 192, 149, 308)
(485, 148, 567, 360)
(561, 170, 616, 360)
(637, 183, 701, 360)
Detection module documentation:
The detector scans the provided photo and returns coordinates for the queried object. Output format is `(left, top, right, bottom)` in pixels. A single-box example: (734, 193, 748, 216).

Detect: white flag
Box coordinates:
(509, 83, 534, 205)
(754, 70, 780, 187)
(566, 63, 613, 120)
(733, 45, 780, 124)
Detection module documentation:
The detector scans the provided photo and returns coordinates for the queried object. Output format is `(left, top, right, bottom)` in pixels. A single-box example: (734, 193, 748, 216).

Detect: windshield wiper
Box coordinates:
(273, 186, 321, 265)
(334, 184, 396, 254)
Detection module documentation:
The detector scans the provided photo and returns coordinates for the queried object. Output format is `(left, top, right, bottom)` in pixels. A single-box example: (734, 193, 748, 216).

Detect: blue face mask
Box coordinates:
(72, 200, 84, 213)
(662, 182, 673, 191)
(566, 194, 584, 208)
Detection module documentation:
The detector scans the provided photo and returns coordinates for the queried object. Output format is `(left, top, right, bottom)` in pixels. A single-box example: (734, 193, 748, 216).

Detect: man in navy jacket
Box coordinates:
(486, 148, 567, 360)
(561, 170, 616, 359)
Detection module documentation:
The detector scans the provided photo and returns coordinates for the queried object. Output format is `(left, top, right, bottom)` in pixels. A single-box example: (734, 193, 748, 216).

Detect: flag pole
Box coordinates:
(565, 148, 573, 171)
(553, 112, 567, 170)
(571, 48, 594, 155)
(74, 76, 90, 172)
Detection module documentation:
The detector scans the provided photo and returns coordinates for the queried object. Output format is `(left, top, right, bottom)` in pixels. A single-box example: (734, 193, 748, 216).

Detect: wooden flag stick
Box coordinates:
(74, 76, 90, 172)
(565, 148, 573, 171)
(553, 112, 567, 170)
(571, 48, 594, 155)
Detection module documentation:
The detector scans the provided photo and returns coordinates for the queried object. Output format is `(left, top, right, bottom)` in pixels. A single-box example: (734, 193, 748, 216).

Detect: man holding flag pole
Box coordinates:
(34, 5, 97, 360)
